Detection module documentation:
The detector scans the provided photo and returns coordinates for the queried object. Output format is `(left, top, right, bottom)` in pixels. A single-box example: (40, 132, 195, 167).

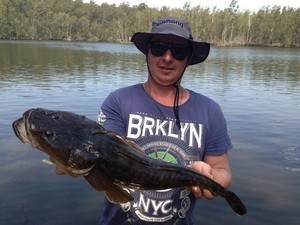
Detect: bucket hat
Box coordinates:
(131, 16, 210, 65)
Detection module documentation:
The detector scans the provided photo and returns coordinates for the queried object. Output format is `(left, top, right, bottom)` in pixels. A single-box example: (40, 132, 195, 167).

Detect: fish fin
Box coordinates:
(94, 128, 146, 155)
(124, 139, 146, 155)
(108, 131, 146, 155)
(84, 173, 108, 191)
(104, 186, 134, 204)
(225, 191, 247, 215)
(84, 168, 133, 204)
(84, 165, 117, 191)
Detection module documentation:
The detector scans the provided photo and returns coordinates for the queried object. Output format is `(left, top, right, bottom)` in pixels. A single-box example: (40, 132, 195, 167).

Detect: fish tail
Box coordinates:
(224, 190, 247, 215)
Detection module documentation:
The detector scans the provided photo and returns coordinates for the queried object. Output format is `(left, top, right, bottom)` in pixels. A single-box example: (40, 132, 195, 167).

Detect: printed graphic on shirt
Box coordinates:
(97, 110, 106, 126)
(119, 135, 199, 223)
(127, 114, 204, 149)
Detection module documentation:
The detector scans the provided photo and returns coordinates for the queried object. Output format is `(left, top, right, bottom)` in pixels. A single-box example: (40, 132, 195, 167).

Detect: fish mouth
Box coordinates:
(12, 113, 40, 149)
(13, 108, 37, 143)
(12, 118, 31, 144)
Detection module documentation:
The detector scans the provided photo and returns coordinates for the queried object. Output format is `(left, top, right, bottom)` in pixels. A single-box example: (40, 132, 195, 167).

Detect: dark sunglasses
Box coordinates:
(148, 41, 190, 61)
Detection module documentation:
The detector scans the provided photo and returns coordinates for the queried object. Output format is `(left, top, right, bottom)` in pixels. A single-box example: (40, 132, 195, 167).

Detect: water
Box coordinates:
(0, 40, 299, 225)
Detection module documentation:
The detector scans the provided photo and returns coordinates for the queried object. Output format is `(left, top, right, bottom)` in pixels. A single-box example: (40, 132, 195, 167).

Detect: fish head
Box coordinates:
(12, 108, 102, 176)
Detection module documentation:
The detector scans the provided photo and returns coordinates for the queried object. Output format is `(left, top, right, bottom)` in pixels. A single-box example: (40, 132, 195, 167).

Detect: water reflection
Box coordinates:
(0, 41, 145, 90)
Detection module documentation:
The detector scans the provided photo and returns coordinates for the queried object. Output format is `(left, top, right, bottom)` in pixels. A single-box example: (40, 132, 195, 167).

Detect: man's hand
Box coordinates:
(189, 161, 214, 200)
(188, 153, 232, 200)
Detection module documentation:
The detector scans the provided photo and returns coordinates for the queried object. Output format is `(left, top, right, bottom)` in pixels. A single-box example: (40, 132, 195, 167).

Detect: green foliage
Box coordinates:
(0, 0, 298, 47)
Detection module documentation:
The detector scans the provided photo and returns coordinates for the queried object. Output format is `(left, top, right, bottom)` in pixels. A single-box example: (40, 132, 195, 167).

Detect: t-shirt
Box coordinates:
(97, 83, 232, 225)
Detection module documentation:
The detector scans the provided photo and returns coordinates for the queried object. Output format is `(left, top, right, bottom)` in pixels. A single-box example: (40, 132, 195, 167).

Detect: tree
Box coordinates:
(0, 0, 298, 47)
(228, 0, 239, 43)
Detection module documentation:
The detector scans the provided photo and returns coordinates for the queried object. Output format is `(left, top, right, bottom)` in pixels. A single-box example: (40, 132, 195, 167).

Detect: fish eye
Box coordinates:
(44, 129, 54, 137)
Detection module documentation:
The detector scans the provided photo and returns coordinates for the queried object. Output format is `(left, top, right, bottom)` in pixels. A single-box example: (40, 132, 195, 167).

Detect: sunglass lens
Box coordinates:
(149, 41, 189, 60)
(150, 42, 168, 56)
(171, 46, 189, 60)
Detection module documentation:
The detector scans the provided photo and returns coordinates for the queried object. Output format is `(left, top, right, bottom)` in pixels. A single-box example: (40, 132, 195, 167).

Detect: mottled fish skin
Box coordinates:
(12, 108, 247, 215)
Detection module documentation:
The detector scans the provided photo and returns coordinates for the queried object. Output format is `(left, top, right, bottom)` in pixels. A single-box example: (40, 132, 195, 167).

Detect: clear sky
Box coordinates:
(84, 0, 299, 11)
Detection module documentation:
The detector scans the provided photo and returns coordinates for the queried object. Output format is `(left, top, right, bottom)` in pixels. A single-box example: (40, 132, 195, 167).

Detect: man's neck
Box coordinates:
(143, 81, 189, 107)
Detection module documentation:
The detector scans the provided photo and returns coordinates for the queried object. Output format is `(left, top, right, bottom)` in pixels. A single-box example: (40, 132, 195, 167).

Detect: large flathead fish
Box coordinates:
(12, 108, 247, 215)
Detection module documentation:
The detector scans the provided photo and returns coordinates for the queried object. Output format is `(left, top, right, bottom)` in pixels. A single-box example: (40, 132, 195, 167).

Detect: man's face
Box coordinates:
(147, 35, 191, 86)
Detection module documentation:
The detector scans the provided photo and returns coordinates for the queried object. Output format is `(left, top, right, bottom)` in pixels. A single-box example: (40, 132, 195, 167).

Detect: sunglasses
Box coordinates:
(148, 41, 190, 61)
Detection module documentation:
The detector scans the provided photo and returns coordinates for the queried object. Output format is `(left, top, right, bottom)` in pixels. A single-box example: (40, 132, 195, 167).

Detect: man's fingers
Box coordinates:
(191, 186, 203, 198)
(190, 186, 214, 200)
(202, 189, 214, 200)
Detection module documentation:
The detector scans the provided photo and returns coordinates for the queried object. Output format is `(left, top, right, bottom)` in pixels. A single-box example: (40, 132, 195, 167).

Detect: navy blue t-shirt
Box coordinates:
(97, 84, 232, 225)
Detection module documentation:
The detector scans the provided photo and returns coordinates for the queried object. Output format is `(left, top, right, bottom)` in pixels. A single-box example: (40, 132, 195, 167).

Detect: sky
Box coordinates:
(84, 0, 299, 11)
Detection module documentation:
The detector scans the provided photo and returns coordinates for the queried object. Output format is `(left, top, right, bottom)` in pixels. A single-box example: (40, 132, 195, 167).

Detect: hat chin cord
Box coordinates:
(145, 53, 191, 130)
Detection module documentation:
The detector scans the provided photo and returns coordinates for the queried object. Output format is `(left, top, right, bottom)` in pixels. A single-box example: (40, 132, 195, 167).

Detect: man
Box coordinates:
(97, 16, 232, 224)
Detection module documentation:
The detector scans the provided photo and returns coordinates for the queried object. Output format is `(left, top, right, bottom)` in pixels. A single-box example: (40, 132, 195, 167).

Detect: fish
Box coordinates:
(12, 108, 247, 215)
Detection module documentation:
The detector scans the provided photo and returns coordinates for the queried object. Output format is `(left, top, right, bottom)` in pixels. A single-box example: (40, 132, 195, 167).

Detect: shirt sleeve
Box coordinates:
(205, 103, 232, 155)
(99, 91, 127, 136)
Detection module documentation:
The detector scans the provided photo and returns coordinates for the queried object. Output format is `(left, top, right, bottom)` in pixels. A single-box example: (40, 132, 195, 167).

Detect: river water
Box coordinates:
(0, 40, 299, 225)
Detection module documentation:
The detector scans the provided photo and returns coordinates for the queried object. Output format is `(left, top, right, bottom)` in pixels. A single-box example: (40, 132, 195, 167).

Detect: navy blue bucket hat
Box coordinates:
(131, 16, 210, 65)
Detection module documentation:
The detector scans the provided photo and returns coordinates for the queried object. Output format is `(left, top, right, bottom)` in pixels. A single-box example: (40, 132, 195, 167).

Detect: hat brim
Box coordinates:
(131, 32, 210, 65)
